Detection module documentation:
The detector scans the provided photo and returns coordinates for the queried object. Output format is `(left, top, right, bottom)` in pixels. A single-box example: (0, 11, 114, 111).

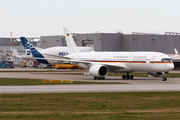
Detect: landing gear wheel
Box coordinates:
(130, 75, 134, 79)
(162, 76, 167, 81)
(122, 75, 126, 79)
(126, 74, 130, 79)
(94, 77, 105, 80)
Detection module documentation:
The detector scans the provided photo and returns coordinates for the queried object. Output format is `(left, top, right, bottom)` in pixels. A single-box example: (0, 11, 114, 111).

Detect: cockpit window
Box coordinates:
(161, 58, 172, 62)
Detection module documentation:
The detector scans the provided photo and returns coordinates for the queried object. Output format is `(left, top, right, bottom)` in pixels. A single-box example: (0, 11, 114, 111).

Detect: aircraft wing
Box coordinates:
(68, 60, 127, 70)
(35, 57, 127, 69)
(101, 63, 127, 69)
(43, 53, 72, 59)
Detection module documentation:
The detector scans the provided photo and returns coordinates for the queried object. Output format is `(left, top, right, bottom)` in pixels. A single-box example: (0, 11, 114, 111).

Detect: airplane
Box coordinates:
(3, 37, 93, 65)
(62, 27, 177, 81)
(34, 28, 178, 81)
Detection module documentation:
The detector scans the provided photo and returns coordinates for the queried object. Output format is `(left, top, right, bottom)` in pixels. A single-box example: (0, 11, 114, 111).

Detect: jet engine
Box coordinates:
(89, 65, 108, 77)
(147, 72, 164, 77)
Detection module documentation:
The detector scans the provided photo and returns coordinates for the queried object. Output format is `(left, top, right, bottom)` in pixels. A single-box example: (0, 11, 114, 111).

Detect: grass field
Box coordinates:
(0, 92, 180, 119)
(0, 78, 125, 85)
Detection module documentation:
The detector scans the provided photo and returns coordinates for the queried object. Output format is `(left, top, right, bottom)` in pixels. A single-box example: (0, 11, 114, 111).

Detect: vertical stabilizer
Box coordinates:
(63, 27, 79, 54)
(20, 37, 39, 54)
(20, 37, 49, 64)
(20, 37, 35, 50)
(12, 49, 21, 58)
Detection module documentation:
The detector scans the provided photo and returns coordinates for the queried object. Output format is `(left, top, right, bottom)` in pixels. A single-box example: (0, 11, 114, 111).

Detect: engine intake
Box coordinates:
(89, 65, 108, 77)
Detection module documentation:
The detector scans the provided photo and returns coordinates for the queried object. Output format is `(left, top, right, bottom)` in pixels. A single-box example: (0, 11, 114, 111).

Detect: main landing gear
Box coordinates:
(93, 76, 105, 80)
(122, 73, 134, 79)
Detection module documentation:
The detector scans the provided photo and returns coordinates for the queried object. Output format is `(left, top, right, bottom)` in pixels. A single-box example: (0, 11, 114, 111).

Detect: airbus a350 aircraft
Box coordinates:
(3, 37, 93, 65)
(35, 28, 177, 81)
(63, 28, 177, 81)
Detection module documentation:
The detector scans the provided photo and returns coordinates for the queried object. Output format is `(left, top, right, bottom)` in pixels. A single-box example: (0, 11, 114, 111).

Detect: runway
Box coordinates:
(0, 69, 180, 93)
(0, 84, 180, 94)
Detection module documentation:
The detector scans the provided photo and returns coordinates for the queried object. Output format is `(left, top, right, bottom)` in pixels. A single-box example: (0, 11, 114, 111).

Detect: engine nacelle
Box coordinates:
(147, 72, 164, 77)
(89, 65, 108, 77)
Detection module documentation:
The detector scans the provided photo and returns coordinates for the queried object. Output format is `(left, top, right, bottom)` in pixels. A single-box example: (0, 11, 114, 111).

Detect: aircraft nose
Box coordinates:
(167, 63, 174, 71)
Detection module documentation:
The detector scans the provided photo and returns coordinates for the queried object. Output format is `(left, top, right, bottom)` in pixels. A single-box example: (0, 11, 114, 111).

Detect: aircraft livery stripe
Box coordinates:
(88, 61, 173, 64)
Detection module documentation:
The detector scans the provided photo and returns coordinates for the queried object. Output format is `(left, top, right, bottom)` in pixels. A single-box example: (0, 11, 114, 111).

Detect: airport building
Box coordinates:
(0, 31, 180, 68)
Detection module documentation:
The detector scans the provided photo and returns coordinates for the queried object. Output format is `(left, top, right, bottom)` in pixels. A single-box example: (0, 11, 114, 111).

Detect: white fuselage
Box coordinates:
(32, 47, 93, 65)
(70, 51, 174, 72)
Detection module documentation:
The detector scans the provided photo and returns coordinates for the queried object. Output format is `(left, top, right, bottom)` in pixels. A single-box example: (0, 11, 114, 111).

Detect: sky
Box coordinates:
(0, 0, 180, 37)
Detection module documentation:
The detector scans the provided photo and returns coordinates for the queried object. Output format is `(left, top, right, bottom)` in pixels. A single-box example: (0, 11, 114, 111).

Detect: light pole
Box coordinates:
(10, 32, 12, 61)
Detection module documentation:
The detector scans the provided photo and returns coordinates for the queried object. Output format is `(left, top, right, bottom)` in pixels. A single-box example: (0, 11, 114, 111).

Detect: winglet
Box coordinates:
(63, 27, 79, 54)
(169, 48, 179, 58)
(174, 48, 178, 56)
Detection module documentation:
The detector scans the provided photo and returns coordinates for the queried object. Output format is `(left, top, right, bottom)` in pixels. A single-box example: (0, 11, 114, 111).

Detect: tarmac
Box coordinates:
(0, 68, 180, 94)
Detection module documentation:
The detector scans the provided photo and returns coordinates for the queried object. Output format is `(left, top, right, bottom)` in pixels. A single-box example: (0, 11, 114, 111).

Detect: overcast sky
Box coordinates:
(1, 0, 180, 37)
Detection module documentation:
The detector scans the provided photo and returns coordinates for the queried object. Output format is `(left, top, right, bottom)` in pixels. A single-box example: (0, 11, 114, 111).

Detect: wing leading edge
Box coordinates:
(35, 57, 127, 69)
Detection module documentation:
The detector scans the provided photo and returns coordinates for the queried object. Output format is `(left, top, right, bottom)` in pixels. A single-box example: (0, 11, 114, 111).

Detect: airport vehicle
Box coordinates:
(21, 58, 28, 67)
(53, 64, 82, 69)
(43, 64, 53, 69)
(55, 27, 176, 81)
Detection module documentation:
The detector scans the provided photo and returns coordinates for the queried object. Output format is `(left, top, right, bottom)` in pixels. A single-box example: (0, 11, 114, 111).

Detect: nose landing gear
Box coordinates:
(162, 76, 167, 81)
(162, 72, 167, 81)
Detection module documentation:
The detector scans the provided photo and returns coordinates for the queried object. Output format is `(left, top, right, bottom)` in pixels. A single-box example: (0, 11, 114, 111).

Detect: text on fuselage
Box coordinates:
(59, 52, 68, 56)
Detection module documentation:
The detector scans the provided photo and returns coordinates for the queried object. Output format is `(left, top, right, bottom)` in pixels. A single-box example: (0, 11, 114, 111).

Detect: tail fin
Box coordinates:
(20, 37, 42, 54)
(20, 37, 49, 64)
(20, 37, 35, 50)
(12, 49, 21, 58)
(63, 27, 79, 54)
(21, 49, 33, 58)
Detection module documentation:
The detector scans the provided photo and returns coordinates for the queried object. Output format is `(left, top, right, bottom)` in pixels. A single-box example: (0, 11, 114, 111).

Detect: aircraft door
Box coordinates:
(151, 56, 156, 64)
